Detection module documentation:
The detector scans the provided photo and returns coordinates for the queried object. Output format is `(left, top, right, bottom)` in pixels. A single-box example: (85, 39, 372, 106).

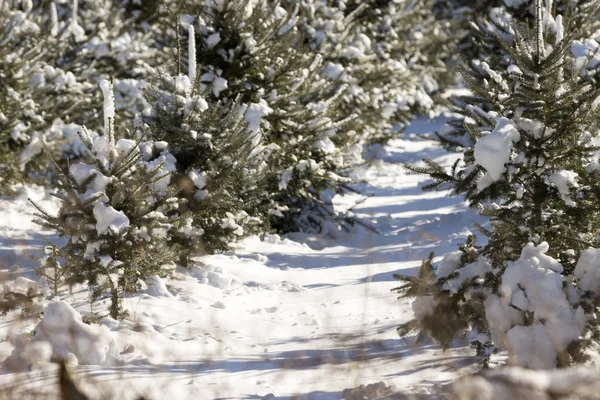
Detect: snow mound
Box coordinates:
(342, 381, 399, 399)
(4, 301, 117, 371)
(452, 366, 600, 400)
(189, 263, 234, 289)
(145, 275, 174, 298)
(35, 301, 117, 365)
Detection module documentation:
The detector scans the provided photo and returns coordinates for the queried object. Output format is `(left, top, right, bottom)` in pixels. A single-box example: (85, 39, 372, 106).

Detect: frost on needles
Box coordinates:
(397, 0, 600, 368)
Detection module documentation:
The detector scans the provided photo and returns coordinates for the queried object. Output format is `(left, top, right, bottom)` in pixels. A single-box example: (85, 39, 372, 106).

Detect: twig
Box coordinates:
(345, 216, 381, 235)
(156, 320, 185, 332)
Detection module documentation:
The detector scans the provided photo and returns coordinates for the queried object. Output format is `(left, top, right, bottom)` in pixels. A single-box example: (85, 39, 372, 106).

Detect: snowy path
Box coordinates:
(0, 117, 484, 399)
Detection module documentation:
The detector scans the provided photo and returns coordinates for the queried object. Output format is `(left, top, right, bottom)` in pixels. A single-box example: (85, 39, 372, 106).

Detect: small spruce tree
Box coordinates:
(144, 66, 268, 258)
(153, 2, 359, 234)
(434, 0, 600, 148)
(30, 80, 190, 319)
(396, 1, 600, 368)
(34, 241, 70, 298)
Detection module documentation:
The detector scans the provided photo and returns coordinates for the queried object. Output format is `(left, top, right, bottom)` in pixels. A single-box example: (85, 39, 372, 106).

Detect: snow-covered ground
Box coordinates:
(0, 117, 485, 399)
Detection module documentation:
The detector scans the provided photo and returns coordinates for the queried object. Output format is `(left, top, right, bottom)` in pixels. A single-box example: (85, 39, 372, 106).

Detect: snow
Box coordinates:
(572, 39, 600, 70)
(5, 301, 117, 371)
(323, 62, 345, 80)
(412, 296, 436, 323)
(507, 64, 522, 75)
(50, 2, 59, 37)
(99, 79, 115, 137)
(32, 301, 117, 365)
(0, 119, 485, 397)
(503, 0, 528, 8)
(93, 202, 130, 236)
(244, 100, 273, 147)
(574, 248, 600, 292)
(485, 242, 585, 369)
(69, 0, 85, 39)
(505, 324, 558, 370)
(212, 76, 228, 97)
(445, 258, 492, 293)
(555, 15, 563, 44)
(474, 117, 521, 190)
(206, 32, 221, 49)
(453, 365, 600, 399)
(69, 164, 112, 194)
(188, 25, 196, 86)
(547, 169, 578, 206)
(145, 275, 175, 298)
(187, 169, 207, 189)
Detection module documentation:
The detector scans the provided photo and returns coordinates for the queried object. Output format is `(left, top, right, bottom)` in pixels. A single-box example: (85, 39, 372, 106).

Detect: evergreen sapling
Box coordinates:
(396, 1, 600, 368)
(30, 80, 190, 319)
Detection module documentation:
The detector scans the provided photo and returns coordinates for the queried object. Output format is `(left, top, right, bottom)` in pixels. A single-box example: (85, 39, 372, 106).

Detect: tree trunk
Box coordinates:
(109, 280, 119, 319)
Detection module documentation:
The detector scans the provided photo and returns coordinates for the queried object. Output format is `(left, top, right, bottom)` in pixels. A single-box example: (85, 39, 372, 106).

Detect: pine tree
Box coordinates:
(152, 1, 359, 234)
(396, 1, 600, 368)
(42, 0, 163, 131)
(30, 80, 189, 319)
(0, 0, 161, 192)
(0, 6, 94, 190)
(434, 0, 600, 148)
(144, 66, 269, 259)
(302, 0, 455, 144)
(34, 240, 70, 298)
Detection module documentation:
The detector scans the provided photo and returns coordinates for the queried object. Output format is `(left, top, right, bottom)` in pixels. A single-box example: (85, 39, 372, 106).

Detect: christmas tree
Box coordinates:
(144, 63, 268, 259)
(151, 2, 359, 234)
(30, 80, 190, 319)
(434, 0, 600, 148)
(396, 0, 600, 368)
(302, 0, 455, 144)
(0, 5, 94, 190)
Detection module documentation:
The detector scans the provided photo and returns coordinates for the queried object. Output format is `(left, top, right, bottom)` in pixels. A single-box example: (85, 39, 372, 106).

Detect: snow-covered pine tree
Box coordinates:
(41, 0, 161, 130)
(302, 0, 453, 144)
(0, 0, 161, 192)
(34, 241, 69, 298)
(30, 80, 191, 319)
(144, 66, 268, 259)
(0, 6, 95, 190)
(153, 2, 358, 234)
(396, 1, 600, 368)
(435, 0, 600, 148)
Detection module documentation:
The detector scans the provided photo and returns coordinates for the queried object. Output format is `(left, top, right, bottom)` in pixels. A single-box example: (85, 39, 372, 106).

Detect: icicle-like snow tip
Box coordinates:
(555, 15, 563, 45)
(188, 24, 196, 86)
(50, 2, 59, 36)
(99, 79, 115, 139)
(69, 0, 85, 39)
